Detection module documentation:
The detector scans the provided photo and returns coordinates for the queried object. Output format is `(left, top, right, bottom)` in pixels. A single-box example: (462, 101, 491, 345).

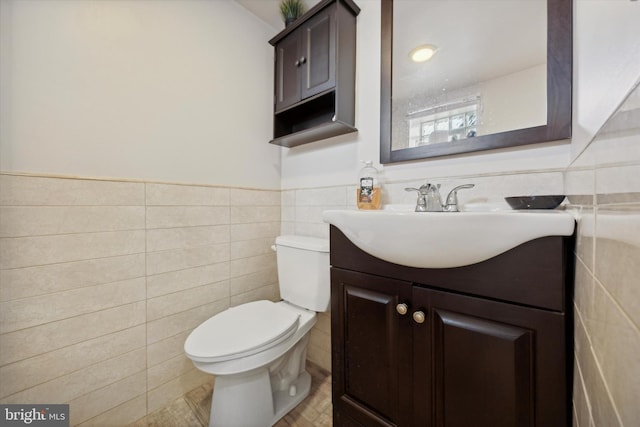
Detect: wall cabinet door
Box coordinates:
(300, 6, 336, 100)
(275, 32, 301, 112)
(274, 5, 336, 113)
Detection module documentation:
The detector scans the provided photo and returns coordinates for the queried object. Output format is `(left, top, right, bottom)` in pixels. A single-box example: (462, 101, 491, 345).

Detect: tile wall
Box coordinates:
(566, 82, 640, 427)
(0, 174, 280, 426)
(282, 187, 352, 371)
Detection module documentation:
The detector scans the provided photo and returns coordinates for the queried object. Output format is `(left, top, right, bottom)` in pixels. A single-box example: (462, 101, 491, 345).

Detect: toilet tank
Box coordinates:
(275, 235, 330, 312)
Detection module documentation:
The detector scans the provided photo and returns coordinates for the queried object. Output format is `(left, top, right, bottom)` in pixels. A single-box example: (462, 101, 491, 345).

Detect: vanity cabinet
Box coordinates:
(269, 0, 359, 147)
(330, 226, 574, 427)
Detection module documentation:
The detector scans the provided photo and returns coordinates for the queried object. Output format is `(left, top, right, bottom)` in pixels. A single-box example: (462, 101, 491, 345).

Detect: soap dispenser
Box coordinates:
(357, 161, 381, 210)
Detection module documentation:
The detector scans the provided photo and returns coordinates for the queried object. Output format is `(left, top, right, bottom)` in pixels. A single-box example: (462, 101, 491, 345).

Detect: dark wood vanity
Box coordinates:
(269, 0, 359, 148)
(330, 226, 574, 427)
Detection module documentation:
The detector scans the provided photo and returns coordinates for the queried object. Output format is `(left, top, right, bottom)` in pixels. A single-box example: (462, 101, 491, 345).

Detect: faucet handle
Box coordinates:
(405, 185, 429, 194)
(444, 184, 475, 212)
(405, 187, 428, 212)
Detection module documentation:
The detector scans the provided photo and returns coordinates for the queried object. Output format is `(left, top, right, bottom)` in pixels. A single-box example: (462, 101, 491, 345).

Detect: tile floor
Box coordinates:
(128, 362, 332, 427)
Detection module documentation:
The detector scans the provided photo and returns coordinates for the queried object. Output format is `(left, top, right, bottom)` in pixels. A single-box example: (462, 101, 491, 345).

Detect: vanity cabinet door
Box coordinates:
(413, 286, 569, 427)
(331, 268, 413, 427)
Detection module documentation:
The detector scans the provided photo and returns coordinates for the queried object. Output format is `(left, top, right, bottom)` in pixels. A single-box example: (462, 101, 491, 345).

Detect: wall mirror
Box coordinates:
(380, 0, 572, 163)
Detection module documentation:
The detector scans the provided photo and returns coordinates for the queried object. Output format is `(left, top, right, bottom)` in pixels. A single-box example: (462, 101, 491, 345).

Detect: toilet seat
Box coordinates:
(184, 300, 300, 363)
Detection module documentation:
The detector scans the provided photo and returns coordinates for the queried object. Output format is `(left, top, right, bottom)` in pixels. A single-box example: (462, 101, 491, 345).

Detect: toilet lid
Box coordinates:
(185, 300, 300, 362)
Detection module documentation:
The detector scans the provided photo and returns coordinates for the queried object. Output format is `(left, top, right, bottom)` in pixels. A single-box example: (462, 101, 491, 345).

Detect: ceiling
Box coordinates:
(235, 0, 321, 31)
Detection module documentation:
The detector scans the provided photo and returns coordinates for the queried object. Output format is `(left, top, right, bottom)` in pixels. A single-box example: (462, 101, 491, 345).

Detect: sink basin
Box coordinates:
(323, 209, 575, 268)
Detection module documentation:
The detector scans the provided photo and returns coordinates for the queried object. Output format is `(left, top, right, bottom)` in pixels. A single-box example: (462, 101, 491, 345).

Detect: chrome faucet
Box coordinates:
(405, 183, 474, 212)
(443, 184, 475, 212)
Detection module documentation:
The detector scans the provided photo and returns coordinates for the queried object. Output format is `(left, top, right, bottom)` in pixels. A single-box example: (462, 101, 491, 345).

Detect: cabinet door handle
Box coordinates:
(413, 310, 426, 324)
(396, 303, 408, 315)
(299, 56, 306, 64)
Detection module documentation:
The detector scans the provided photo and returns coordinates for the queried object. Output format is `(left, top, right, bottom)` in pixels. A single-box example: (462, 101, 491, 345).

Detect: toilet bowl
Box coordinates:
(184, 235, 330, 427)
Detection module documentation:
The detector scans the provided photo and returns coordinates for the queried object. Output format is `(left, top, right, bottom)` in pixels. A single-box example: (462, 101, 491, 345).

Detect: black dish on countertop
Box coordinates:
(505, 195, 566, 210)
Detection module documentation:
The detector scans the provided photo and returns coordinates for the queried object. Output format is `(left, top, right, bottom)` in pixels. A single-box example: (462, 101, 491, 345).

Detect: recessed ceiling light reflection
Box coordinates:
(410, 44, 438, 63)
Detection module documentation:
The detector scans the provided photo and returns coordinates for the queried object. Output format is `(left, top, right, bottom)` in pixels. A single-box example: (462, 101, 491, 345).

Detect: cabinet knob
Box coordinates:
(413, 311, 426, 324)
(295, 57, 306, 67)
(396, 303, 408, 315)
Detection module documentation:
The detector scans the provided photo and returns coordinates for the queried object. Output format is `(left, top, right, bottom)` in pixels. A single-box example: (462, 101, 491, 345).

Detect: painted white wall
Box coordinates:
(0, 0, 280, 189)
(280, 0, 640, 191)
(572, 0, 640, 161)
(2, 0, 637, 190)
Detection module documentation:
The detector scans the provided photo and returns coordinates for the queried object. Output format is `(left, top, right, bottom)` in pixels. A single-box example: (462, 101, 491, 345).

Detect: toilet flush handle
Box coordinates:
(271, 245, 277, 252)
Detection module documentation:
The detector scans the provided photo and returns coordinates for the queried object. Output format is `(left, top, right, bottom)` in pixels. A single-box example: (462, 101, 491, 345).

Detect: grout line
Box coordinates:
(0, 171, 281, 192)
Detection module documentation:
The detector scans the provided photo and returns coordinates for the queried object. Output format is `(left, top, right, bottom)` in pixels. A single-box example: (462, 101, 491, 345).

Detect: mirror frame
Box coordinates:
(380, 0, 572, 163)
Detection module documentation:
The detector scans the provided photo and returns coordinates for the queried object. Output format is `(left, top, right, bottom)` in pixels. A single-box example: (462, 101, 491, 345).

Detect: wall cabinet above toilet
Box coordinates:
(268, 0, 359, 148)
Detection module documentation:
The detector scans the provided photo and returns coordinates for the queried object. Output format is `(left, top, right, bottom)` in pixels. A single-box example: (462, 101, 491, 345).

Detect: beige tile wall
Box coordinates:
(565, 83, 640, 427)
(0, 174, 280, 426)
(282, 186, 351, 371)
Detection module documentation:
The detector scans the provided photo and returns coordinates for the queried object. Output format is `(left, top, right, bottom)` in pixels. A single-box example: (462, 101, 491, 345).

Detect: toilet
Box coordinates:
(184, 235, 330, 427)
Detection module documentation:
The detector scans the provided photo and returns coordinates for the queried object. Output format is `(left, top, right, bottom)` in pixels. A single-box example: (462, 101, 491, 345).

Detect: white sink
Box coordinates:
(323, 209, 575, 268)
